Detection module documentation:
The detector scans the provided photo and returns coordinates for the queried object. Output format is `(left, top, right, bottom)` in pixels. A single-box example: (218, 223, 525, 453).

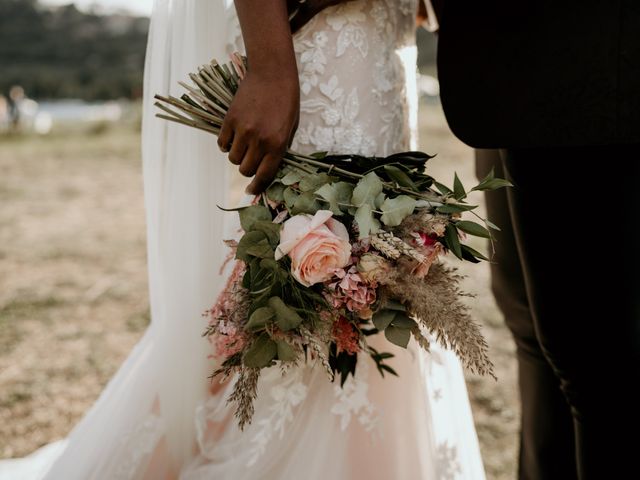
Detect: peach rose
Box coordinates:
(275, 210, 352, 287)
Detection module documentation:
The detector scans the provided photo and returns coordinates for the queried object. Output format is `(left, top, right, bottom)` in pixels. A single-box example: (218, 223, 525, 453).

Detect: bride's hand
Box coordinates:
(219, 0, 300, 195)
(218, 68, 300, 195)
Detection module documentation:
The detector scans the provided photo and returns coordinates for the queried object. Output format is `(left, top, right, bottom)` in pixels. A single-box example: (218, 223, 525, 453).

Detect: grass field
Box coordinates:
(0, 104, 518, 479)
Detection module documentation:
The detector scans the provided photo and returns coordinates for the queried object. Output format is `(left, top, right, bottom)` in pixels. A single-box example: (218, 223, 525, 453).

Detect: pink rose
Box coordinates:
(275, 210, 352, 287)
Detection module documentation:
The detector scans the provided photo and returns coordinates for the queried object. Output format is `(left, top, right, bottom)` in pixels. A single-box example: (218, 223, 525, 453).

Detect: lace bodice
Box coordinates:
(227, 0, 419, 157)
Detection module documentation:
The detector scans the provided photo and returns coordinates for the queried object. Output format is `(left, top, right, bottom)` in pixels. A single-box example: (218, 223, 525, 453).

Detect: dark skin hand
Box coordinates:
(219, 0, 300, 195)
(222, 0, 428, 194)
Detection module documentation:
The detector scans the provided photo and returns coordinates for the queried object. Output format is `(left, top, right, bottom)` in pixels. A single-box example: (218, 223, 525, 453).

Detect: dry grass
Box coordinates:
(0, 104, 518, 479)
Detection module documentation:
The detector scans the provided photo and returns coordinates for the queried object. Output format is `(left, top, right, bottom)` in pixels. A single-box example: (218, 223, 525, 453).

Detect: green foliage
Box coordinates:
(372, 306, 417, 349)
(268, 296, 303, 332)
(352, 172, 383, 208)
(329, 344, 358, 387)
(455, 220, 492, 239)
(471, 168, 513, 192)
(239, 205, 272, 232)
(354, 204, 380, 238)
(444, 223, 463, 259)
(379, 195, 417, 227)
(243, 333, 277, 368)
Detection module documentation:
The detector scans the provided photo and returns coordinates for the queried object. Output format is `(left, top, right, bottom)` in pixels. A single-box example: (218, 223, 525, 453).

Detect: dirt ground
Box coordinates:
(0, 104, 518, 479)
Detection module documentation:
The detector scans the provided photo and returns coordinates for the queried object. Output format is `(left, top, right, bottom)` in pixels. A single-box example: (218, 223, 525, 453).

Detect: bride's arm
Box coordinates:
(218, 0, 299, 194)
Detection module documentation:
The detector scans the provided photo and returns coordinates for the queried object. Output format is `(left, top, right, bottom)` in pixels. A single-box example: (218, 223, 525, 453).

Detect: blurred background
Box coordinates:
(0, 1, 518, 478)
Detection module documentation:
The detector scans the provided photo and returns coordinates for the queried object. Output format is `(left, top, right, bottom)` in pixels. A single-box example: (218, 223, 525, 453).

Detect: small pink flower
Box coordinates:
(211, 322, 247, 359)
(275, 211, 352, 287)
(326, 266, 377, 319)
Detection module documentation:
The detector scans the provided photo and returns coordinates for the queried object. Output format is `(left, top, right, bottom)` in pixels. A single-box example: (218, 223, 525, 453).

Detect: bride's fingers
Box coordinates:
(227, 134, 248, 166)
(217, 121, 234, 154)
(238, 140, 263, 177)
(246, 153, 282, 195)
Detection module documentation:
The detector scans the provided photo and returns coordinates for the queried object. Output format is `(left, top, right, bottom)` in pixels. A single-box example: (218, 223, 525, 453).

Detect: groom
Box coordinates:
(284, 1, 639, 478)
(432, 1, 640, 479)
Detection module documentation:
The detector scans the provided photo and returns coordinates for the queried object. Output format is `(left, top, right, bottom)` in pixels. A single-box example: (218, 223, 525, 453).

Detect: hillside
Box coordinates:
(0, 0, 149, 100)
(0, 1, 437, 101)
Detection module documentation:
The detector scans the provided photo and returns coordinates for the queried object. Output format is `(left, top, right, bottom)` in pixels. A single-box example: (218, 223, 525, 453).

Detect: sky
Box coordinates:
(42, 0, 153, 16)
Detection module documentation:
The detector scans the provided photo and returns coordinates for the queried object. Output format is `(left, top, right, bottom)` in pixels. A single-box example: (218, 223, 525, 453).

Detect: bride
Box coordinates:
(1, 1, 485, 478)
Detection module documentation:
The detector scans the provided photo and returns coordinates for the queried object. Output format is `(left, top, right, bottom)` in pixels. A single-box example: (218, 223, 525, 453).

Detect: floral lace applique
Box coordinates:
(330, 359, 379, 433)
(435, 441, 463, 480)
(246, 368, 309, 466)
(112, 413, 164, 480)
(290, 0, 417, 157)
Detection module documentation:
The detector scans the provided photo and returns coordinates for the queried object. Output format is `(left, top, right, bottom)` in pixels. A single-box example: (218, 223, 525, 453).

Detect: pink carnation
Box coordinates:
(326, 266, 377, 319)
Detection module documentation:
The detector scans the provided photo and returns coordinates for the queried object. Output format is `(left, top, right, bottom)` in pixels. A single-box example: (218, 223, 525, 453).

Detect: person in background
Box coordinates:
(0, 94, 9, 133)
(8, 85, 26, 131)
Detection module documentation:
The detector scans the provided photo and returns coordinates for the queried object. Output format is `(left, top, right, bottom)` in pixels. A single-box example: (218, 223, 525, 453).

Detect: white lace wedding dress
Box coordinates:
(0, 1, 485, 479)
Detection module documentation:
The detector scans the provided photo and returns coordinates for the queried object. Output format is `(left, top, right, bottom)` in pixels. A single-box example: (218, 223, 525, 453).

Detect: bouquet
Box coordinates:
(155, 55, 510, 429)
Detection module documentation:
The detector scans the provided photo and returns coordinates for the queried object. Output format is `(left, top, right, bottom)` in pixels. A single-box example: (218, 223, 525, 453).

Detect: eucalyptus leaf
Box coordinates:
(268, 296, 303, 331)
(245, 238, 274, 259)
(281, 170, 304, 186)
(260, 258, 280, 271)
(276, 341, 298, 361)
(283, 187, 298, 208)
(315, 183, 342, 215)
(291, 192, 322, 215)
(351, 172, 383, 208)
(334, 182, 354, 211)
(385, 300, 407, 312)
(354, 204, 380, 238)
(390, 313, 417, 329)
(385, 325, 411, 348)
(243, 334, 277, 368)
(253, 220, 281, 247)
(299, 173, 331, 192)
(266, 182, 286, 203)
(456, 220, 492, 239)
(245, 306, 275, 332)
(236, 231, 267, 261)
(239, 205, 271, 232)
(444, 223, 463, 259)
(373, 309, 396, 331)
(374, 192, 386, 210)
(380, 195, 417, 227)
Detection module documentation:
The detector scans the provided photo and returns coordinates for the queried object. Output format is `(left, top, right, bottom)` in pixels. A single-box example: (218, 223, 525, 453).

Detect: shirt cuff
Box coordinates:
(421, 0, 440, 33)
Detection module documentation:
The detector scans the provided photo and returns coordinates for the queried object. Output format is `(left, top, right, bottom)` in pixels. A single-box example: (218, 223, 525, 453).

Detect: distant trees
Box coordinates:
(0, 0, 149, 100)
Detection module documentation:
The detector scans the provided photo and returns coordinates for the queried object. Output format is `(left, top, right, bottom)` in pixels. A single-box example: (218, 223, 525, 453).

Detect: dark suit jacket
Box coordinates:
(436, 1, 640, 148)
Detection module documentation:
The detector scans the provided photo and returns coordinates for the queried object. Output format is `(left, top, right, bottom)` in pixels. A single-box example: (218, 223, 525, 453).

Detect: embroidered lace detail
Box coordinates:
(246, 368, 309, 466)
(112, 414, 164, 480)
(435, 441, 463, 480)
(330, 359, 379, 432)
(227, 0, 417, 157)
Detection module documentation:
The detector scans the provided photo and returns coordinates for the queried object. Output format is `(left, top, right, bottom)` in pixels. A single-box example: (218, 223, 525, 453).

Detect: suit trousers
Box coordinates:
(476, 146, 640, 480)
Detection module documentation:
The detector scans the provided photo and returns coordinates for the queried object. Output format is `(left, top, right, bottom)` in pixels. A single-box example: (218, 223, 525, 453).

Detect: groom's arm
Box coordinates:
(218, 0, 300, 194)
